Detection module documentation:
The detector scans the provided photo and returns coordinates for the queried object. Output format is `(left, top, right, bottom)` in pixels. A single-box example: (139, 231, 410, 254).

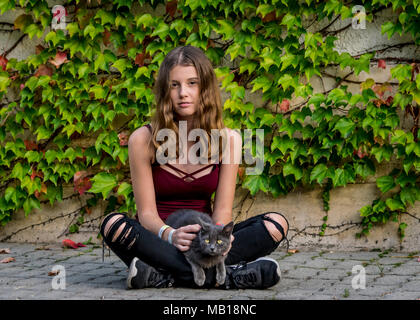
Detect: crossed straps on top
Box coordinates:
(163, 163, 216, 182)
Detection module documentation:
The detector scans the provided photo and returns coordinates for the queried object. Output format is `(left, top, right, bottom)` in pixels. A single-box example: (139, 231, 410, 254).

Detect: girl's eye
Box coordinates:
(171, 81, 197, 87)
(205, 239, 210, 244)
(217, 240, 222, 245)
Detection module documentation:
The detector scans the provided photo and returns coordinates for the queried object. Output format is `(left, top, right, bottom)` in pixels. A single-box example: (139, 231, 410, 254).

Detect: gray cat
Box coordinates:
(165, 209, 234, 287)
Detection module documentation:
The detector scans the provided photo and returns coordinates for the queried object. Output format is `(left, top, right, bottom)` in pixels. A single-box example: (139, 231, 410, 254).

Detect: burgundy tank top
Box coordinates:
(144, 123, 220, 221)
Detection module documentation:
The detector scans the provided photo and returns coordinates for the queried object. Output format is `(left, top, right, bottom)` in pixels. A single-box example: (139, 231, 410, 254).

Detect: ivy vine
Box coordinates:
(0, 0, 419, 240)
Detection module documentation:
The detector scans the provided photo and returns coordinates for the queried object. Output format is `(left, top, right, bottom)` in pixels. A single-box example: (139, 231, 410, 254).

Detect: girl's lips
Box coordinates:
(179, 103, 192, 107)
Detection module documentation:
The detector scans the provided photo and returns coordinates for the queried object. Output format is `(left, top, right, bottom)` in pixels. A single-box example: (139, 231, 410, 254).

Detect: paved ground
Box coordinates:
(0, 242, 419, 300)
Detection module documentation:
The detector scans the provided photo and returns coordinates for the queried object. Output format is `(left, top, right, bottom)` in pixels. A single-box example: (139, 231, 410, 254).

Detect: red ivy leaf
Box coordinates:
(166, 0, 178, 18)
(135, 52, 145, 66)
(378, 59, 386, 69)
(103, 29, 111, 46)
(0, 257, 15, 263)
(262, 11, 277, 23)
(35, 45, 45, 54)
(49, 51, 68, 68)
(279, 99, 290, 112)
(0, 55, 8, 71)
(34, 64, 53, 77)
(385, 96, 394, 106)
(24, 140, 38, 151)
(62, 239, 85, 249)
(74, 171, 92, 195)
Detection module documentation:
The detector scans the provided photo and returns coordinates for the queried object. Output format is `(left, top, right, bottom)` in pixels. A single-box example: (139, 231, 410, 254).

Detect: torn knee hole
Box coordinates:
(102, 214, 124, 238)
(121, 227, 133, 243)
(263, 214, 289, 242)
(111, 222, 126, 243)
(127, 234, 137, 250)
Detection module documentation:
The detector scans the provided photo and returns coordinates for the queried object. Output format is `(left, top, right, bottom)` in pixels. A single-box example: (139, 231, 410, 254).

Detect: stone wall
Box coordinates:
(0, 3, 419, 250)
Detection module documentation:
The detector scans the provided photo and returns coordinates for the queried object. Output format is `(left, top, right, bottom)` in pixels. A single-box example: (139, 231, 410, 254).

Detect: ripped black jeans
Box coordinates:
(99, 211, 289, 288)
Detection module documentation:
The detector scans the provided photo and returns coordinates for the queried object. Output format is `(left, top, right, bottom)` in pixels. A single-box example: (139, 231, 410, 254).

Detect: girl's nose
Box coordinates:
(179, 84, 188, 97)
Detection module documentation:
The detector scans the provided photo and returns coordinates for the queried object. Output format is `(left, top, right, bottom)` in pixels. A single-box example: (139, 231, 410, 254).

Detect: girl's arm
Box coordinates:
(128, 126, 165, 235)
(212, 129, 242, 225)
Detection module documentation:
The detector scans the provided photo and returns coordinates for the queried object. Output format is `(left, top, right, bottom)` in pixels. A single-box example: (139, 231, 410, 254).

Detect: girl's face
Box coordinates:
(169, 65, 200, 121)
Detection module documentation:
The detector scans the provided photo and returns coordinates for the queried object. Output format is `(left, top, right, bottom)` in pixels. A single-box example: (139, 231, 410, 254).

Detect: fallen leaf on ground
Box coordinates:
(0, 257, 15, 263)
(0, 248, 10, 254)
(288, 249, 299, 254)
(48, 270, 60, 276)
(35, 246, 50, 250)
(62, 239, 87, 249)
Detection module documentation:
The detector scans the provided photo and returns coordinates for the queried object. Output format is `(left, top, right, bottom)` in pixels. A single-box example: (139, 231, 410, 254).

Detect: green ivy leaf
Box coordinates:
(334, 118, 356, 138)
(23, 196, 40, 216)
(310, 163, 328, 184)
(112, 58, 132, 74)
(376, 176, 396, 193)
(89, 172, 118, 199)
(283, 162, 303, 181)
(242, 174, 269, 196)
(385, 198, 405, 211)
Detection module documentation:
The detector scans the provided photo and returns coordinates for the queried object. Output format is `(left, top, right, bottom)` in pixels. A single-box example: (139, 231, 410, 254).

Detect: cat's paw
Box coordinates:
(194, 275, 206, 287)
(216, 273, 226, 285)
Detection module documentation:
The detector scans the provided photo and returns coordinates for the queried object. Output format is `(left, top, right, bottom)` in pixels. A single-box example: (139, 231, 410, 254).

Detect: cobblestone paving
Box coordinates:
(0, 243, 419, 300)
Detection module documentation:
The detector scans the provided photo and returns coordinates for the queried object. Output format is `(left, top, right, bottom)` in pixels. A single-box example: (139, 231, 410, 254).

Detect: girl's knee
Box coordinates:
(262, 213, 289, 243)
(100, 213, 126, 238)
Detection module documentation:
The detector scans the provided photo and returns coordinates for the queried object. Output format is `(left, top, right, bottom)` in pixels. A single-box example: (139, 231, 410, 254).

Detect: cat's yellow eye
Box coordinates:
(217, 240, 222, 244)
(205, 239, 210, 244)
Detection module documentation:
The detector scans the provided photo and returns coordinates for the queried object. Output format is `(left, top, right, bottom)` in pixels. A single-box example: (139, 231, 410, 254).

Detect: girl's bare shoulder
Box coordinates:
(128, 125, 153, 161)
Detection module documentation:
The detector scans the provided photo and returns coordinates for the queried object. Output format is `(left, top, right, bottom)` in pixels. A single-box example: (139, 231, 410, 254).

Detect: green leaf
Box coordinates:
(136, 13, 155, 28)
(334, 118, 355, 138)
(381, 21, 397, 39)
(283, 162, 303, 181)
(376, 176, 395, 193)
(89, 172, 118, 199)
(307, 93, 325, 108)
(117, 182, 132, 197)
(327, 88, 347, 103)
(390, 64, 411, 82)
(385, 198, 404, 211)
(152, 20, 170, 40)
(256, 3, 275, 18)
(271, 136, 296, 154)
(251, 75, 272, 93)
(0, 0, 15, 14)
(216, 19, 236, 40)
(281, 13, 297, 30)
(360, 205, 373, 217)
(112, 58, 132, 74)
(242, 174, 269, 196)
(400, 186, 419, 205)
(23, 197, 40, 216)
(0, 72, 11, 92)
(310, 163, 328, 184)
(332, 167, 354, 187)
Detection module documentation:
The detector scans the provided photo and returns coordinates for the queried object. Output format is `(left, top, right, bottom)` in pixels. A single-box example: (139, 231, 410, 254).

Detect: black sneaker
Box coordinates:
(224, 257, 281, 289)
(127, 257, 174, 289)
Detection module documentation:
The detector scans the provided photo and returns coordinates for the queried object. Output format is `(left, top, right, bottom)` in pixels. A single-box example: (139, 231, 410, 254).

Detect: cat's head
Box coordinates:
(196, 220, 234, 256)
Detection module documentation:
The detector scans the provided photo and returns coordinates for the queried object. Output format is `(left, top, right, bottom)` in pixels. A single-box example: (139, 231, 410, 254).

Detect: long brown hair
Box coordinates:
(148, 45, 228, 164)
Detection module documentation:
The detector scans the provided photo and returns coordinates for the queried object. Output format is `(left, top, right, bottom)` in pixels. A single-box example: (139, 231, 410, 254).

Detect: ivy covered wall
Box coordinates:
(0, 0, 419, 248)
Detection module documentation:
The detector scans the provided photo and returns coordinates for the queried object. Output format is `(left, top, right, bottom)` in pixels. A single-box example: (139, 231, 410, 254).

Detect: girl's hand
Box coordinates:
(222, 234, 235, 256)
(170, 224, 201, 252)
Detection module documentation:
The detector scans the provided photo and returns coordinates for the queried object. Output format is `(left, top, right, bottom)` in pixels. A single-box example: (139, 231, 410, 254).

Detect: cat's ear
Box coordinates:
(198, 218, 211, 231)
(222, 221, 234, 236)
